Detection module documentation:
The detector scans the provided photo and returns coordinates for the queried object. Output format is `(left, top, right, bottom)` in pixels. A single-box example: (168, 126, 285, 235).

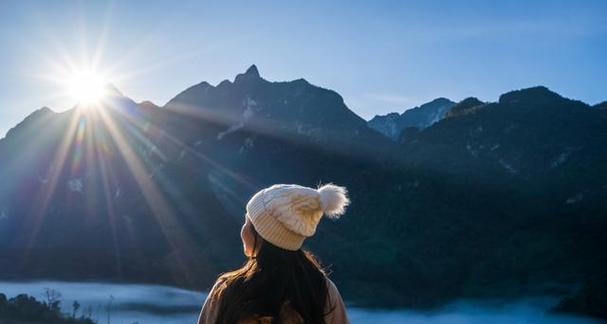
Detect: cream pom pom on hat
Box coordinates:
(246, 183, 350, 251)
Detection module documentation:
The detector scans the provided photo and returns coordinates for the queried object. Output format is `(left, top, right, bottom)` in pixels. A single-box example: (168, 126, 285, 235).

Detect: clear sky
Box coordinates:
(0, 0, 605, 136)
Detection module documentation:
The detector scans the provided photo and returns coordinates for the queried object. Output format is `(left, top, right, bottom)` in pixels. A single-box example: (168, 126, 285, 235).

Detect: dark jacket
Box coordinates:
(197, 277, 349, 324)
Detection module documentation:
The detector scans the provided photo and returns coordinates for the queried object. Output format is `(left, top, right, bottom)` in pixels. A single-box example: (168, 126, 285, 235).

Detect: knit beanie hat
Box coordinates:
(246, 183, 350, 251)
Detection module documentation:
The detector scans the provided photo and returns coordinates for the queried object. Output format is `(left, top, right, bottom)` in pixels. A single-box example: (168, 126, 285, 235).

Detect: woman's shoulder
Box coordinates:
(323, 276, 349, 324)
(212, 276, 229, 290)
(324, 277, 343, 304)
(207, 277, 228, 299)
(325, 277, 339, 292)
(198, 278, 229, 324)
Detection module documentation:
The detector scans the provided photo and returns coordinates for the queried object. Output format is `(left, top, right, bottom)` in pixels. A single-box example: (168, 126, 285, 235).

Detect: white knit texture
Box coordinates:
(245, 183, 350, 250)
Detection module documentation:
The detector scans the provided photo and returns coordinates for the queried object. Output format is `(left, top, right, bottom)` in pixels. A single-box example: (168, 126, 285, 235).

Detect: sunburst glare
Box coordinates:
(66, 69, 109, 106)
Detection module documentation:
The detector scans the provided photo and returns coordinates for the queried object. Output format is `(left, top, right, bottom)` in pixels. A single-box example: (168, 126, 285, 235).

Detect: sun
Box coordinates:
(66, 69, 109, 106)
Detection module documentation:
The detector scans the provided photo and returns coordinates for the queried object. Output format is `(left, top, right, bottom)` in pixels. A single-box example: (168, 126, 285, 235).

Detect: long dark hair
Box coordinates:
(211, 227, 331, 323)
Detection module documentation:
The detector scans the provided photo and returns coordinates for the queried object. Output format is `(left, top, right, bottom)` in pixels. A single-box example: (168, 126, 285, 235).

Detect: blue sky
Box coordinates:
(0, 0, 605, 136)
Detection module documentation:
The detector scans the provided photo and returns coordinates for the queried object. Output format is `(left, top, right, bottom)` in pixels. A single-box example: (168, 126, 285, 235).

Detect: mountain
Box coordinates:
(0, 65, 394, 298)
(0, 70, 606, 319)
(402, 86, 607, 181)
(443, 97, 485, 118)
(164, 65, 388, 153)
(595, 102, 607, 122)
(398, 86, 607, 306)
(594, 100, 607, 111)
(0, 94, 243, 286)
(368, 97, 455, 140)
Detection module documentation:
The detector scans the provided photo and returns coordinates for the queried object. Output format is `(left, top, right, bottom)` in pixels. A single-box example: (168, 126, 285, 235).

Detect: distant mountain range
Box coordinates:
(0, 66, 605, 318)
(368, 97, 455, 140)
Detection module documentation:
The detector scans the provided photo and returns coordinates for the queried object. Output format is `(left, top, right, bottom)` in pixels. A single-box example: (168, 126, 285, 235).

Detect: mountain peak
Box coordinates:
(104, 83, 124, 97)
(36, 106, 55, 114)
(138, 100, 160, 110)
(404, 97, 456, 117)
(25, 106, 55, 120)
(425, 97, 455, 106)
(457, 97, 484, 108)
(445, 97, 485, 118)
(245, 64, 260, 77)
(3, 106, 56, 140)
(234, 64, 261, 83)
(498, 86, 563, 105)
(368, 98, 456, 140)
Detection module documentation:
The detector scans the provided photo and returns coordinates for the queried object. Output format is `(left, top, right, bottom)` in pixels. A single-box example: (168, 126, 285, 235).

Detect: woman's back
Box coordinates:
(198, 277, 348, 324)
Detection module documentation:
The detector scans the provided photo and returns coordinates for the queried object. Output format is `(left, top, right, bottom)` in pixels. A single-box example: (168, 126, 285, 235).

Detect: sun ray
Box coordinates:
(90, 112, 126, 277)
(111, 103, 257, 190)
(23, 108, 82, 258)
(96, 105, 197, 283)
(91, 2, 114, 70)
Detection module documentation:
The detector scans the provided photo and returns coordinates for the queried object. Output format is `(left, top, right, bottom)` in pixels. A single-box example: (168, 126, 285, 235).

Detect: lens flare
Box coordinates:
(66, 69, 108, 106)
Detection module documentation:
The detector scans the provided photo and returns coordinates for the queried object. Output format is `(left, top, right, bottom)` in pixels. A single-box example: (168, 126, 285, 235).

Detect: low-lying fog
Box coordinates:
(0, 281, 600, 324)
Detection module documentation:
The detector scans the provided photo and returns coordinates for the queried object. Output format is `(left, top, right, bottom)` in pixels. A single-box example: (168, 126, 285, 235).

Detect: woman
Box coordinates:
(198, 183, 350, 324)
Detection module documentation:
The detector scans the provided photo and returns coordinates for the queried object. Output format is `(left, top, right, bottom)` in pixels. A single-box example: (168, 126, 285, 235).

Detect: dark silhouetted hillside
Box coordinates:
(0, 69, 605, 318)
(0, 293, 94, 324)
